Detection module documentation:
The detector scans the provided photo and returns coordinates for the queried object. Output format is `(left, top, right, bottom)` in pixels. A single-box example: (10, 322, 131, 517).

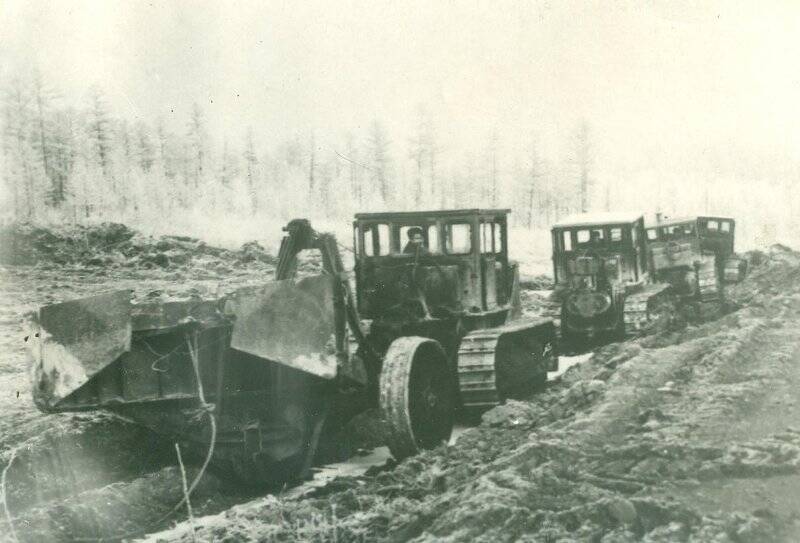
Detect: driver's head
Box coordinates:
(407, 227, 424, 245)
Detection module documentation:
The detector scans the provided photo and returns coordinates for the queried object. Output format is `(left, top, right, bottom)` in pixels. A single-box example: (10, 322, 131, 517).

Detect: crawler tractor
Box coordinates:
(645, 215, 747, 319)
(550, 213, 672, 346)
(26, 209, 557, 486)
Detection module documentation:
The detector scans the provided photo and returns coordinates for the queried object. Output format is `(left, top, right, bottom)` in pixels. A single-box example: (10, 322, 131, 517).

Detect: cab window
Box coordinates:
(398, 224, 438, 254)
(480, 223, 490, 253)
(445, 223, 472, 254)
(576, 228, 604, 245)
(610, 228, 623, 242)
(493, 223, 503, 253)
(720, 221, 731, 233)
(427, 225, 440, 252)
(562, 231, 572, 251)
(481, 222, 498, 254)
(646, 228, 658, 241)
(399, 225, 418, 247)
(363, 223, 390, 256)
(706, 220, 719, 231)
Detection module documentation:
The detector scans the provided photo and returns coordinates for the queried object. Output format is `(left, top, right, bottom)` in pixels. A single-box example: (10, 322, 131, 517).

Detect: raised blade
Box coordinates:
(226, 275, 338, 379)
(27, 290, 132, 411)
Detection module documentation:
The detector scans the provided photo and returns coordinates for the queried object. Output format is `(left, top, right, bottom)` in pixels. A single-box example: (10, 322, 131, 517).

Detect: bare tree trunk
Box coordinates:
(576, 121, 590, 213)
(244, 128, 258, 214)
(34, 81, 51, 205)
(487, 131, 499, 207)
(308, 132, 316, 193)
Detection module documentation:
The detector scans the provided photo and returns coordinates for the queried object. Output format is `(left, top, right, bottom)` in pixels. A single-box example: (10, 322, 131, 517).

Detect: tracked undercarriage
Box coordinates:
(456, 319, 556, 408)
(551, 213, 673, 348)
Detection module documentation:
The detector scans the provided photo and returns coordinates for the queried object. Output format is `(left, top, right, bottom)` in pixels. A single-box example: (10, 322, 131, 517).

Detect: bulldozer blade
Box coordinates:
(226, 275, 338, 379)
(26, 290, 132, 411)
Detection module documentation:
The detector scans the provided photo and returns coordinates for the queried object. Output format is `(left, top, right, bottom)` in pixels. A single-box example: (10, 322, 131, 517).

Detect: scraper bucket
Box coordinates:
(26, 290, 132, 411)
(226, 274, 339, 379)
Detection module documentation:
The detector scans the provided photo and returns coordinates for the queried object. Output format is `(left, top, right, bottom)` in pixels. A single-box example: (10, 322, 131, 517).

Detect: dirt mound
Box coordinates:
(0, 222, 277, 271)
(146, 244, 800, 542)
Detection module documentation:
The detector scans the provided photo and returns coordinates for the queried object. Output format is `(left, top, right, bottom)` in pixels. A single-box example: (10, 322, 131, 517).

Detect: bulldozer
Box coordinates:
(644, 215, 747, 319)
(550, 212, 673, 346)
(26, 209, 557, 486)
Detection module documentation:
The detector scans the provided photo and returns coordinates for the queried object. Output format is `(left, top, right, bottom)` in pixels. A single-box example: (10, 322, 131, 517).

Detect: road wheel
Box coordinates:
(379, 336, 455, 460)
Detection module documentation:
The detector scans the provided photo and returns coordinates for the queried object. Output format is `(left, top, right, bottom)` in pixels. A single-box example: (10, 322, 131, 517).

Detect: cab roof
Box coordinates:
(355, 208, 511, 221)
(645, 215, 735, 229)
(552, 212, 643, 229)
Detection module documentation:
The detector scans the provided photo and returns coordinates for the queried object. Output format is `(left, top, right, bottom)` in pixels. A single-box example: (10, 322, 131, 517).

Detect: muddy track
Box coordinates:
(145, 246, 800, 542)
(3, 225, 799, 542)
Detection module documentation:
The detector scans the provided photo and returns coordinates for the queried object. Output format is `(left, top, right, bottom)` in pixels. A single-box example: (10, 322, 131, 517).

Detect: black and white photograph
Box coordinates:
(2, 1, 800, 541)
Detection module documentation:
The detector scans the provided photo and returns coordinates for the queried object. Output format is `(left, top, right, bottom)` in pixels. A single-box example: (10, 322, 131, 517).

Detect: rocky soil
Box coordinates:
(147, 245, 800, 542)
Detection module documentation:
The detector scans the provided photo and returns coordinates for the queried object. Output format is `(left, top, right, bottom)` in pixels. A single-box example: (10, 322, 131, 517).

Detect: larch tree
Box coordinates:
(366, 120, 391, 205)
(135, 121, 155, 173)
(86, 85, 112, 180)
(525, 139, 544, 227)
(186, 103, 207, 189)
(32, 72, 60, 208)
(47, 107, 77, 209)
(1, 78, 35, 218)
(485, 131, 500, 207)
(308, 131, 316, 194)
(342, 131, 364, 210)
(426, 116, 440, 208)
(115, 119, 134, 214)
(408, 105, 428, 207)
(575, 119, 591, 213)
(243, 127, 259, 214)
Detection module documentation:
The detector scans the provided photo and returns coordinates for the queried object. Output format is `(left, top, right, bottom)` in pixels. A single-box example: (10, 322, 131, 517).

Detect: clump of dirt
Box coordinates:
(0, 222, 277, 271)
(519, 273, 554, 291)
(150, 244, 800, 542)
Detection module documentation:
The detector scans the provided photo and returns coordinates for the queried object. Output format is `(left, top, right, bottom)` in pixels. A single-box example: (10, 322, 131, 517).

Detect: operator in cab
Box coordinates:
(403, 226, 428, 255)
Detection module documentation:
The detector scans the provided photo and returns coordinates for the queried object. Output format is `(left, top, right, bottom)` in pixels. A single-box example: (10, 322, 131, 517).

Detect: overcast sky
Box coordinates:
(2, 1, 800, 183)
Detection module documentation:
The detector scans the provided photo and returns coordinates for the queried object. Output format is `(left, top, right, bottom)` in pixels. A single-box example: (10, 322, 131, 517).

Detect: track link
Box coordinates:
(457, 331, 502, 408)
(697, 257, 720, 302)
(457, 319, 555, 409)
(623, 284, 672, 336)
(696, 256, 722, 320)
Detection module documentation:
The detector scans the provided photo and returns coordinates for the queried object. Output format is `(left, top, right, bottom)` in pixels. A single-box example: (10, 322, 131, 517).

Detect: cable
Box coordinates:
(0, 448, 19, 543)
(71, 329, 218, 542)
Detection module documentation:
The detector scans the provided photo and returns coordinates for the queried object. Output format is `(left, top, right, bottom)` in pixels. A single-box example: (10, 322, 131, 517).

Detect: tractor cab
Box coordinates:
(353, 209, 514, 322)
(551, 212, 648, 292)
(646, 216, 735, 264)
(550, 213, 660, 342)
(646, 215, 742, 283)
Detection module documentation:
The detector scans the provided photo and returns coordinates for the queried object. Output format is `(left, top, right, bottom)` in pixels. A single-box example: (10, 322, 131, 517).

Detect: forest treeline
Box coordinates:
(1, 73, 595, 230)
